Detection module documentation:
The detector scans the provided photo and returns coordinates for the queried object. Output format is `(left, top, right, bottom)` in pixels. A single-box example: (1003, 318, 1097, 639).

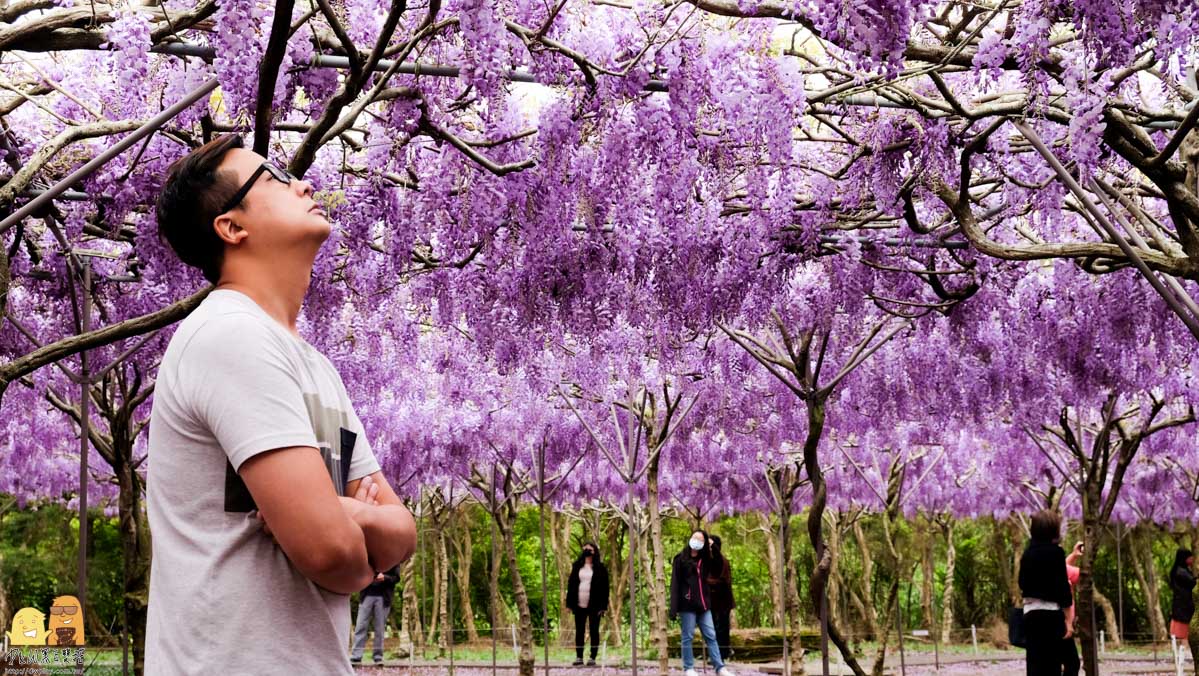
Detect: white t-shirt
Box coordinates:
(578, 564, 594, 609)
(145, 290, 380, 675)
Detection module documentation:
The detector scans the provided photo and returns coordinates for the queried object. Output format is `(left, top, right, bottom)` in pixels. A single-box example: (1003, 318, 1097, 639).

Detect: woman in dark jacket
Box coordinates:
(1018, 509, 1074, 676)
(1169, 548, 1196, 640)
(565, 542, 609, 666)
(705, 535, 736, 661)
(669, 530, 734, 676)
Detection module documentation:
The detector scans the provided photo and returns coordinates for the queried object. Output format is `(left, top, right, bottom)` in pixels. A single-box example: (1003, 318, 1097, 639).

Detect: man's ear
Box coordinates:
(214, 213, 248, 247)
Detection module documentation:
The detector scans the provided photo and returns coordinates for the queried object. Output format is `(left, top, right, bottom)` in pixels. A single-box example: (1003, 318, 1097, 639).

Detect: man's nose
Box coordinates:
(295, 178, 314, 197)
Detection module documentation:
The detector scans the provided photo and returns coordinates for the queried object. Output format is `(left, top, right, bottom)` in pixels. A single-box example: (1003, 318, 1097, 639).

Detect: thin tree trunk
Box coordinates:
(499, 504, 536, 676)
(760, 512, 784, 626)
(488, 516, 508, 642)
(940, 519, 956, 644)
(437, 527, 450, 654)
(803, 398, 868, 676)
(826, 514, 847, 639)
(1130, 527, 1167, 642)
(1093, 588, 1121, 648)
(869, 579, 900, 676)
(551, 512, 574, 646)
(427, 530, 442, 652)
(776, 491, 803, 674)
(604, 515, 625, 649)
(851, 521, 880, 640)
(645, 454, 670, 675)
(451, 509, 480, 643)
(402, 554, 423, 651)
(920, 519, 935, 633)
(116, 456, 150, 676)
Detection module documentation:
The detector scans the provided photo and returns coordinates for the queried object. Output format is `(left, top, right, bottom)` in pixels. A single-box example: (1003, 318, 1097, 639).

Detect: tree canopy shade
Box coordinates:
(3, 1, 1199, 675)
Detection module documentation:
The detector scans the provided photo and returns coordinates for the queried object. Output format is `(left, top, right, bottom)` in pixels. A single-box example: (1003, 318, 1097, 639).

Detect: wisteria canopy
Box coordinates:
(2, 0, 1199, 674)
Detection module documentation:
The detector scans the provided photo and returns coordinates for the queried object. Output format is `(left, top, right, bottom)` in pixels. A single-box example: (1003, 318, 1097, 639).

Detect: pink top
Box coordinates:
(1066, 564, 1080, 587)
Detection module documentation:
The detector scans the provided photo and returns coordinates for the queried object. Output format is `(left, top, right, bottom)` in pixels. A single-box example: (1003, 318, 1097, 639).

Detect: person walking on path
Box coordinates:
(670, 530, 735, 676)
(1170, 549, 1196, 640)
(351, 565, 400, 665)
(566, 542, 609, 666)
(148, 135, 417, 674)
(706, 535, 735, 662)
(1018, 510, 1074, 676)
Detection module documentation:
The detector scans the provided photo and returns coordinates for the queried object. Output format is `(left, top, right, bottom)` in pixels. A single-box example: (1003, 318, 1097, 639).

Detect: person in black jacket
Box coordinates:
(1018, 510, 1074, 676)
(1169, 549, 1196, 640)
(350, 565, 400, 665)
(669, 530, 735, 676)
(566, 542, 609, 666)
(706, 535, 736, 661)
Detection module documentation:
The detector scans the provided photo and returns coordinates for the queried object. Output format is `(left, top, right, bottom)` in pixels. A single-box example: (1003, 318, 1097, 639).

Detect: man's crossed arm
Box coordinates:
(239, 446, 417, 594)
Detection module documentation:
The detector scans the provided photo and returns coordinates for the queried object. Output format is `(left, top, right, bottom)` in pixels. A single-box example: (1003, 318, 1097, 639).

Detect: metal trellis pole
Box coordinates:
(77, 260, 91, 639)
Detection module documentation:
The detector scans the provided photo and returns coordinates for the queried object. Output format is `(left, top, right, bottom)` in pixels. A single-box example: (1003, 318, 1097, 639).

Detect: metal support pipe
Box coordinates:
(0, 77, 219, 236)
(77, 260, 91, 618)
(1014, 120, 1199, 343)
(152, 41, 670, 92)
(628, 478, 638, 676)
(538, 444, 550, 676)
(150, 43, 1189, 126)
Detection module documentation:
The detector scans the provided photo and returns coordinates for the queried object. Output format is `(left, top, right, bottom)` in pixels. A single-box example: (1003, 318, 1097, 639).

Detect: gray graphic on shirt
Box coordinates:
(222, 394, 358, 512)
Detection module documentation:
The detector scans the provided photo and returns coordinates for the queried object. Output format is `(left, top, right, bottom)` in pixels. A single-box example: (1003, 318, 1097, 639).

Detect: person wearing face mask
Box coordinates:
(566, 542, 609, 666)
(670, 530, 735, 676)
(706, 535, 736, 661)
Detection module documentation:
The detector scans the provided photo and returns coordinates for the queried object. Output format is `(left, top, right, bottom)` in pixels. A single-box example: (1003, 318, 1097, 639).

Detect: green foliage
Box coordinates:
(0, 500, 124, 640)
(4, 494, 1195, 652)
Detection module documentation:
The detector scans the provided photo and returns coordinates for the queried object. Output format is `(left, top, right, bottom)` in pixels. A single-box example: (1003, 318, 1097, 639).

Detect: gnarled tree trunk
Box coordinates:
(604, 514, 626, 648)
(551, 512, 574, 646)
(1093, 588, 1120, 648)
(940, 519, 956, 644)
(401, 552, 423, 653)
(498, 503, 536, 676)
(759, 512, 784, 627)
(851, 520, 880, 640)
(1130, 526, 1167, 643)
(450, 506, 479, 643)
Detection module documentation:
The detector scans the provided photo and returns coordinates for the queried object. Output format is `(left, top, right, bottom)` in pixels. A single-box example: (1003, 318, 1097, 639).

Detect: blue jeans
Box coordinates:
(680, 610, 725, 671)
(351, 595, 388, 661)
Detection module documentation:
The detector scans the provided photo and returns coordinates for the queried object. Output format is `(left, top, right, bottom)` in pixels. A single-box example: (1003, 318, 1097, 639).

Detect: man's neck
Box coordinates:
(217, 264, 311, 334)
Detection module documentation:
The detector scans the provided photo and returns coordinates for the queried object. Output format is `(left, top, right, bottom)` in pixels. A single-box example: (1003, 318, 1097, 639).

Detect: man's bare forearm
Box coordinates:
(353, 503, 417, 571)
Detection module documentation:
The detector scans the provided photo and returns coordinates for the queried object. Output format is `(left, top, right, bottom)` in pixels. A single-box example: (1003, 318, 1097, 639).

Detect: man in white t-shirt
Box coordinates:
(147, 135, 416, 674)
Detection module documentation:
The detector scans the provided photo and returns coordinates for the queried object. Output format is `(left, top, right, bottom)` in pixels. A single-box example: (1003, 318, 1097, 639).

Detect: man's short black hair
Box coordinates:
(155, 134, 245, 283)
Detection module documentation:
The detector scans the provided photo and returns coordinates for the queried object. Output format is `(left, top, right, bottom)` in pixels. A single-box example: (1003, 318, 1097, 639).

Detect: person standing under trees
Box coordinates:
(706, 535, 735, 661)
(1170, 549, 1196, 641)
(669, 530, 735, 676)
(147, 135, 417, 673)
(1018, 510, 1075, 676)
(1059, 541, 1084, 676)
(565, 542, 609, 666)
(351, 565, 400, 665)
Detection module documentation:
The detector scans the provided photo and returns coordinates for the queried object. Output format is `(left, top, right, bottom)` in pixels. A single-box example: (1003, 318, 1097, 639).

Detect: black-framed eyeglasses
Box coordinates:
(221, 162, 297, 213)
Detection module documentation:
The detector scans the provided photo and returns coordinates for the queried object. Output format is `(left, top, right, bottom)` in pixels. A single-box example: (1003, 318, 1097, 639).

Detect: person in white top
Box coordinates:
(566, 542, 609, 666)
(148, 135, 417, 674)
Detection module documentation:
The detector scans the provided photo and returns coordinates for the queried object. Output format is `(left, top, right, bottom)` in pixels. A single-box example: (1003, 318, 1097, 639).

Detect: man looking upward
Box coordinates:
(147, 135, 416, 674)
